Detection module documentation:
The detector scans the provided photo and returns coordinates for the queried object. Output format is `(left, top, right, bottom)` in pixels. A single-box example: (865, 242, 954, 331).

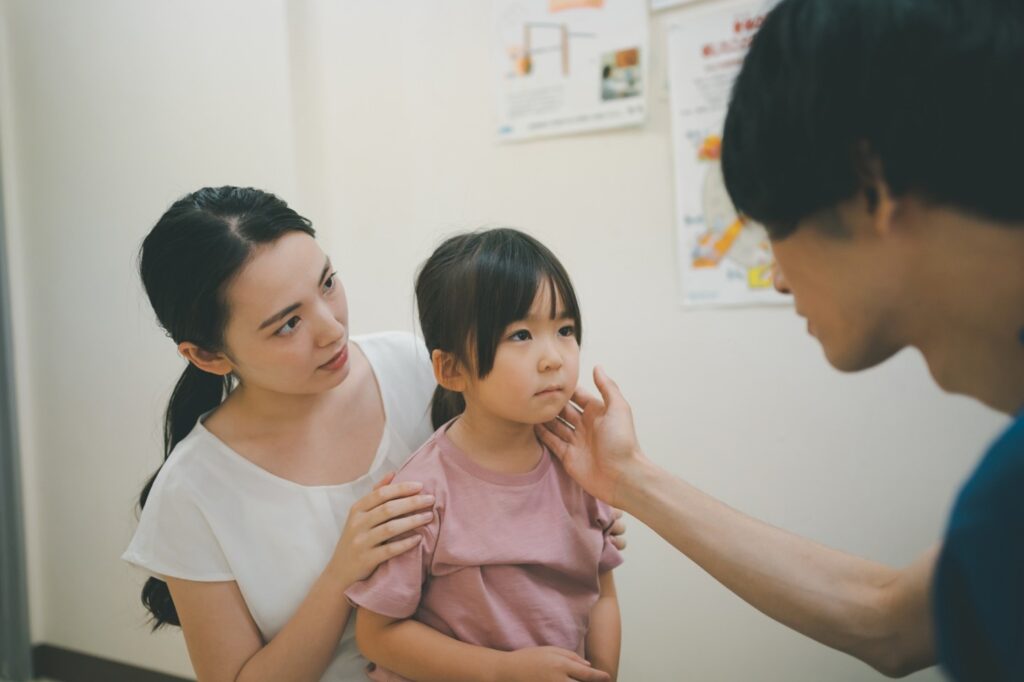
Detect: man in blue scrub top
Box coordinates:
(537, 0, 1024, 679)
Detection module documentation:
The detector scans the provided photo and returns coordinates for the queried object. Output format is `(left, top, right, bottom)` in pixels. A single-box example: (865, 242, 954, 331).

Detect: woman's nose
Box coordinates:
(314, 303, 345, 347)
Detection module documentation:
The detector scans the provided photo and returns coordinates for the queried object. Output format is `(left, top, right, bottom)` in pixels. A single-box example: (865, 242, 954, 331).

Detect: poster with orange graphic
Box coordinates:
(494, 0, 648, 142)
(668, 0, 788, 307)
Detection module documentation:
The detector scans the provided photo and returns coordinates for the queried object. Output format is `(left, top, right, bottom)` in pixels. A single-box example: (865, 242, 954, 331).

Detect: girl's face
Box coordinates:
(462, 284, 580, 425)
(219, 232, 352, 396)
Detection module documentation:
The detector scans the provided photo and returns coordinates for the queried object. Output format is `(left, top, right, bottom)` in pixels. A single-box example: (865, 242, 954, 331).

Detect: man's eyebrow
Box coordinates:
(258, 258, 331, 331)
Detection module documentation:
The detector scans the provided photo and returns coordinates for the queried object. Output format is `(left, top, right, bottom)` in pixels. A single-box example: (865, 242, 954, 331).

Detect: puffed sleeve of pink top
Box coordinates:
(345, 457, 442, 618)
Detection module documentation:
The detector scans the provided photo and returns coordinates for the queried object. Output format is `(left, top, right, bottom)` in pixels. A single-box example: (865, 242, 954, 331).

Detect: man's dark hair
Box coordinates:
(722, 0, 1024, 240)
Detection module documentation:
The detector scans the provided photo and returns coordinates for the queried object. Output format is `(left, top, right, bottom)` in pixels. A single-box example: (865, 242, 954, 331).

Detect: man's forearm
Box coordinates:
(617, 459, 936, 676)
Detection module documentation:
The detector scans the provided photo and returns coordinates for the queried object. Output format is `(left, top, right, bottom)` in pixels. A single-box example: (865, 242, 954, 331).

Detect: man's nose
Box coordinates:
(772, 261, 791, 294)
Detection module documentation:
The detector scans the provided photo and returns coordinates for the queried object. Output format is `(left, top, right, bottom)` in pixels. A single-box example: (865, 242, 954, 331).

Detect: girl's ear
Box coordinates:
(431, 349, 467, 392)
(178, 342, 233, 377)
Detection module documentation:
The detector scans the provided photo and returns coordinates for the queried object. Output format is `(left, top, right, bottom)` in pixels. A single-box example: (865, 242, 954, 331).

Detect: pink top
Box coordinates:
(346, 423, 623, 680)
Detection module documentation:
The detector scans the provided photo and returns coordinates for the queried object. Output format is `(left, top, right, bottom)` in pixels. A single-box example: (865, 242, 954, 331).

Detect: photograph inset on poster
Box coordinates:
(668, 0, 788, 307)
(494, 0, 648, 142)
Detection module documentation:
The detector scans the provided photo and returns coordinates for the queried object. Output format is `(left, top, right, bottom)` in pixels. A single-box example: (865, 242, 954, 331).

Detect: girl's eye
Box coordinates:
(559, 325, 576, 337)
(509, 329, 532, 341)
(276, 316, 301, 337)
(323, 272, 338, 293)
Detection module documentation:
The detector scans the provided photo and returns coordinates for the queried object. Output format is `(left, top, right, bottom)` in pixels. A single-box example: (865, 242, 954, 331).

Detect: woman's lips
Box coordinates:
(319, 344, 349, 371)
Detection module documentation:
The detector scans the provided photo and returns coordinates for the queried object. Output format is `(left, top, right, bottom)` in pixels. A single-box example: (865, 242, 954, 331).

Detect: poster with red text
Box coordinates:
(668, 0, 788, 307)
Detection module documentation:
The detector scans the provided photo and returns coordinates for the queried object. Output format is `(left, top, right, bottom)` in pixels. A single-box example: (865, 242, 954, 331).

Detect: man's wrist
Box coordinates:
(614, 448, 658, 514)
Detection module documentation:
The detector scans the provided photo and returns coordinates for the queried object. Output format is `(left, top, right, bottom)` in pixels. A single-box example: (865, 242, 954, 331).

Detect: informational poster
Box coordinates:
(494, 0, 649, 142)
(667, 0, 787, 307)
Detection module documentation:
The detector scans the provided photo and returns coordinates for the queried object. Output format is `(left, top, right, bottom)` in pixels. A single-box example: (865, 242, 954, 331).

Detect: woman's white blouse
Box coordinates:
(123, 331, 436, 681)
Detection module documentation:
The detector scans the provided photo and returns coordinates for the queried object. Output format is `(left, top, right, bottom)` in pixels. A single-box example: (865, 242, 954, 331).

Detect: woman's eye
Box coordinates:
(509, 329, 531, 341)
(559, 325, 576, 337)
(323, 272, 338, 293)
(276, 316, 301, 336)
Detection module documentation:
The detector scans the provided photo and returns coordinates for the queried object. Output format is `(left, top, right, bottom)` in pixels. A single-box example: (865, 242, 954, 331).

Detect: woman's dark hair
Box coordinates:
(415, 228, 582, 429)
(722, 0, 1024, 239)
(136, 186, 314, 629)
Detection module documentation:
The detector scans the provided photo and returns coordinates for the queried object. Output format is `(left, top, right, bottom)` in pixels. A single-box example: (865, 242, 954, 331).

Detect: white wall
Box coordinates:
(0, 1, 1008, 680)
(1, 0, 297, 675)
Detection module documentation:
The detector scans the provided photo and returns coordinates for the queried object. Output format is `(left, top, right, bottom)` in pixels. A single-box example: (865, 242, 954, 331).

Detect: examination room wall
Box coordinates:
(0, 1, 1007, 680)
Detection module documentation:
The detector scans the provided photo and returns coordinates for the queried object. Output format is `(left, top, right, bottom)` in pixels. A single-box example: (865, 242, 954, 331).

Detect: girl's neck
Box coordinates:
(448, 405, 543, 475)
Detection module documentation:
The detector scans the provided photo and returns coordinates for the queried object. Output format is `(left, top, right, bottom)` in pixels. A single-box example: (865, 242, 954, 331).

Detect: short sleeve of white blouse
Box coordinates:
(122, 331, 436, 681)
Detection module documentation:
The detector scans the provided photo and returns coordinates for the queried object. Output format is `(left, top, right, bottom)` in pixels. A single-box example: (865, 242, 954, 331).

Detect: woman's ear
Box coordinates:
(178, 342, 233, 376)
(431, 349, 467, 392)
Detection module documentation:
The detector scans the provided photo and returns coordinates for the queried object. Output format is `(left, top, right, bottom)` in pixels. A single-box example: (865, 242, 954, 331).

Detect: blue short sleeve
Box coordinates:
(934, 414, 1024, 680)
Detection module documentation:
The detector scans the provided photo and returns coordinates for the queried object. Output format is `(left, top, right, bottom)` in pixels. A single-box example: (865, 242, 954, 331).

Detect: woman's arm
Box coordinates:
(169, 570, 352, 682)
(168, 478, 435, 682)
(537, 367, 936, 678)
(585, 571, 620, 681)
(355, 610, 612, 682)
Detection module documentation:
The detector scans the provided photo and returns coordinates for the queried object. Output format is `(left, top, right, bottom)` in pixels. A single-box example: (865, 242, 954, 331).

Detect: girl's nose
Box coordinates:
(538, 341, 563, 372)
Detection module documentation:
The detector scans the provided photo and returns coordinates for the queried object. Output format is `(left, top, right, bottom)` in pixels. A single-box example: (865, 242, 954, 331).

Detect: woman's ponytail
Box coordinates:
(137, 364, 229, 629)
(135, 187, 315, 630)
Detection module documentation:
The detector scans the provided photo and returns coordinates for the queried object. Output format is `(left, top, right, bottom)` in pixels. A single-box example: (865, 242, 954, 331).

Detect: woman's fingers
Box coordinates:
(365, 493, 435, 529)
(368, 510, 434, 546)
(352, 480, 423, 513)
(372, 471, 396, 490)
(608, 509, 627, 550)
(374, 534, 421, 561)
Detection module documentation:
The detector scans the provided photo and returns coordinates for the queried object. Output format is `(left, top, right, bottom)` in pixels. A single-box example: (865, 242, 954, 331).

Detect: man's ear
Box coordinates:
(431, 349, 468, 393)
(178, 342, 233, 376)
(853, 141, 899, 236)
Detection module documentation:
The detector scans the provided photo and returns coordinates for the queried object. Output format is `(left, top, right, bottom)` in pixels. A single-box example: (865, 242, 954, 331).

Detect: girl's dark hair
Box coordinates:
(415, 228, 582, 429)
(136, 186, 314, 629)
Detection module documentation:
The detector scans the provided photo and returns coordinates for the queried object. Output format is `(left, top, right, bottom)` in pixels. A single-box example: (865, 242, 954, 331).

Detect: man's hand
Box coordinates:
(536, 366, 646, 508)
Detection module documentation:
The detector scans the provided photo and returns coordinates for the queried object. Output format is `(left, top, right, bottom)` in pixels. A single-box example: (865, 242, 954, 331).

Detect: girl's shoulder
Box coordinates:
(392, 428, 451, 491)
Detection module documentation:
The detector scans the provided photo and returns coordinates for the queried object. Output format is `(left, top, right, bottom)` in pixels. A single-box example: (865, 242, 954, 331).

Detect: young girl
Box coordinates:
(347, 228, 623, 682)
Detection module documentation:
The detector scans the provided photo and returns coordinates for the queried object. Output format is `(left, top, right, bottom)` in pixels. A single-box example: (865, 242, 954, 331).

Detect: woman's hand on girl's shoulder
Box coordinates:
(609, 509, 627, 551)
(329, 472, 436, 588)
(497, 647, 612, 682)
